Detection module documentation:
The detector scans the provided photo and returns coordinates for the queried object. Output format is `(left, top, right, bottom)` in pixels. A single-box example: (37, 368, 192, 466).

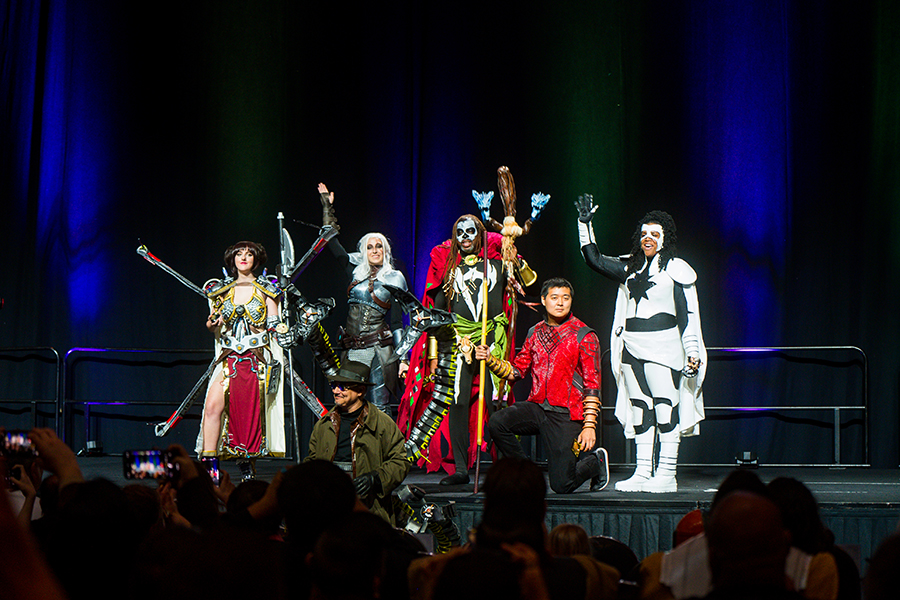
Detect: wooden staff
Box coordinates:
(474, 226, 489, 493)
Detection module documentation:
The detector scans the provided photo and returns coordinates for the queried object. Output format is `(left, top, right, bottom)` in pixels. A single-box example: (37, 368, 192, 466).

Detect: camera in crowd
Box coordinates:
(2, 429, 37, 491)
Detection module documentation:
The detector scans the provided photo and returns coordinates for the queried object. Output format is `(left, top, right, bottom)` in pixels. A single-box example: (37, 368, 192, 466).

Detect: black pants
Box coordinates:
(489, 401, 598, 494)
(447, 357, 494, 473)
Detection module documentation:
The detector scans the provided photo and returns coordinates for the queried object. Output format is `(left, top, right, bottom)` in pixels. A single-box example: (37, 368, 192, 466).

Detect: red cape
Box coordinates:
(398, 232, 515, 474)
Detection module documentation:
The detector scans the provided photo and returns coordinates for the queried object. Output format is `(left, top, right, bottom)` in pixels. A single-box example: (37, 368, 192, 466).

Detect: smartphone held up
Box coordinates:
(122, 450, 180, 481)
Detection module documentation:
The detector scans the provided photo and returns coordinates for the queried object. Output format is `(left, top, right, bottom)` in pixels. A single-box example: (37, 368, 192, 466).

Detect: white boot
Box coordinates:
(615, 437, 653, 492)
(643, 440, 679, 493)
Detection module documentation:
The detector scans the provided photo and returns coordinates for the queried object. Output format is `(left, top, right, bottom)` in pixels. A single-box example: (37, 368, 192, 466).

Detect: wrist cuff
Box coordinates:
(485, 354, 514, 379)
(582, 397, 601, 427)
(578, 220, 596, 247)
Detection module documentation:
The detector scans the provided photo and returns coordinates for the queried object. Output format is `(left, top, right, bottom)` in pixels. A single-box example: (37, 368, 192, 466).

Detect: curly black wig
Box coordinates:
(626, 210, 678, 273)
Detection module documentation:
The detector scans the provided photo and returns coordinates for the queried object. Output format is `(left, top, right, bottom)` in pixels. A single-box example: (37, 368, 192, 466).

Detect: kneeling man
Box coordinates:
(476, 278, 609, 493)
(307, 360, 410, 523)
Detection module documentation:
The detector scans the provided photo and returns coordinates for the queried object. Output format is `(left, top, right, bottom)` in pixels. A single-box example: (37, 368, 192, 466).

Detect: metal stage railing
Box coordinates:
(60, 346, 316, 460)
(601, 345, 868, 468)
(11, 343, 868, 469)
(62, 347, 213, 452)
(0, 346, 62, 431)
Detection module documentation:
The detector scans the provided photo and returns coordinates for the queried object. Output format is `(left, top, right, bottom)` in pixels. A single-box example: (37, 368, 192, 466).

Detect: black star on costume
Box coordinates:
(627, 267, 655, 308)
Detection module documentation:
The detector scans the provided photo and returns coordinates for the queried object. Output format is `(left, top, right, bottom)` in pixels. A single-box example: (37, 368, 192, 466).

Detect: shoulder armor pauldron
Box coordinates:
(254, 275, 283, 299)
(380, 270, 408, 291)
(665, 258, 697, 285)
(204, 277, 236, 298)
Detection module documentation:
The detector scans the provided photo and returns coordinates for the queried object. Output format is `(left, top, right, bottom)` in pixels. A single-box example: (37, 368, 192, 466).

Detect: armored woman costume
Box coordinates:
(196, 244, 286, 461)
(328, 233, 408, 414)
(576, 198, 706, 492)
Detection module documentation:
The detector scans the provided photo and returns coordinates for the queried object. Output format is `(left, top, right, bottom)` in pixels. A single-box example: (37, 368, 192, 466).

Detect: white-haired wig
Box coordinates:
(348, 232, 399, 282)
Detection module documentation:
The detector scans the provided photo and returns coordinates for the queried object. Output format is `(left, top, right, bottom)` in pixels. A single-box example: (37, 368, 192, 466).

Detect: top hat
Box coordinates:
(327, 361, 375, 386)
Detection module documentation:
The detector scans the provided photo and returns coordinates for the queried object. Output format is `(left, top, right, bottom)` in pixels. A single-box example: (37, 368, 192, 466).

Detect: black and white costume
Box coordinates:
(577, 203, 706, 492)
(432, 254, 507, 479)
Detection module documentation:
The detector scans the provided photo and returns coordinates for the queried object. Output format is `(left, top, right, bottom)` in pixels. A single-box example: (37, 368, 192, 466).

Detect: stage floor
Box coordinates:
(79, 457, 900, 505)
(76, 457, 900, 566)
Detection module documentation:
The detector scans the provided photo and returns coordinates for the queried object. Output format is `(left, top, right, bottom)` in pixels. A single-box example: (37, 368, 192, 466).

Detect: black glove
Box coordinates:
(574, 194, 597, 223)
(352, 471, 382, 498)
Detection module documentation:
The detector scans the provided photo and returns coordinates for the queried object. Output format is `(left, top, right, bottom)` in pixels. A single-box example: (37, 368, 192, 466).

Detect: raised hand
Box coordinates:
(318, 182, 338, 229)
(317, 182, 334, 205)
(28, 428, 84, 490)
(574, 194, 598, 223)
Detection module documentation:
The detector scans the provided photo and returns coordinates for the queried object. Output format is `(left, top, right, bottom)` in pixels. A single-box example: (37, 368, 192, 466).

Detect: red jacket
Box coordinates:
(512, 314, 601, 421)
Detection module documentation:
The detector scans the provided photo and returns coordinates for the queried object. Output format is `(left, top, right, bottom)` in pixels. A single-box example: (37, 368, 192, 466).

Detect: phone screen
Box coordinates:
(122, 450, 176, 480)
(2, 430, 36, 457)
(200, 456, 220, 485)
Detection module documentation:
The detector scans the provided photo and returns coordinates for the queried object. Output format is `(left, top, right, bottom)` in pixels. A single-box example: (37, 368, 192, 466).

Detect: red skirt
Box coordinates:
(223, 351, 264, 456)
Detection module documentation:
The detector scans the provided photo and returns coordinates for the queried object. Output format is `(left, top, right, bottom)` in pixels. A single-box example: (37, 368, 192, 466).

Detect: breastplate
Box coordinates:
(348, 278, 392, 313)
(221, 286, 267, 328)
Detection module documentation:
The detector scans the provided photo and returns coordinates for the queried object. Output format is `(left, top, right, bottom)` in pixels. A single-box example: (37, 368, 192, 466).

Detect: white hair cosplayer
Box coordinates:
(348, 232, 398, 282)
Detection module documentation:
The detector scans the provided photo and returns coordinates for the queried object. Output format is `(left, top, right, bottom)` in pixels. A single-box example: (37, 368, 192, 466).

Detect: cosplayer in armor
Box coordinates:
(576, 196, 706, 493)
(197, 241, 287, 475)
(400, 216, 510, 485)
(319, 183, 408, 415)
(476, 278, 610, 493)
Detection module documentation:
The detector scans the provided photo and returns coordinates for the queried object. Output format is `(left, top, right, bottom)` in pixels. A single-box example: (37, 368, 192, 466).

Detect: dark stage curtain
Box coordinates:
(1, 1, 898, 468)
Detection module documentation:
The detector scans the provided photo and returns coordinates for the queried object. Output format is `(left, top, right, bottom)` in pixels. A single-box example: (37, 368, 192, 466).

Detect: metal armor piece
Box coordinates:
(396, 485, 461, 553)
(306, 322, 340, 377)
(404, 337, 457, 461)
(265, 361, 282, 395)
(384, 284, 457, 359)
(289, 368, 327, 418)
(345, 269, 407, 336)
(203, 276, 284, 353)
(221, 330, 270, 354)
(295, 297, 336, 340)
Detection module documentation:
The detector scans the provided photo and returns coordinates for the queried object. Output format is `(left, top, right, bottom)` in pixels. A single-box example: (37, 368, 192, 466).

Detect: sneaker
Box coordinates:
(590, 448, 610, 491)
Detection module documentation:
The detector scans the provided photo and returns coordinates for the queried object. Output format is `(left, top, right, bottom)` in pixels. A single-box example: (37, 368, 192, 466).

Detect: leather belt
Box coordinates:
(339, 326, 392, 350)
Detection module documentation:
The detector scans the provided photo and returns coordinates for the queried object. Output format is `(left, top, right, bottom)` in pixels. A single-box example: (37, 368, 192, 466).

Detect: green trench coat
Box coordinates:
(306, 402, 410, 525)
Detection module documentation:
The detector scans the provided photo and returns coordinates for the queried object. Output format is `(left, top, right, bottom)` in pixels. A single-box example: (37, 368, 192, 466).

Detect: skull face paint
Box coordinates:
(640, 223, 664, 257)
(456, 218, 479, 254)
